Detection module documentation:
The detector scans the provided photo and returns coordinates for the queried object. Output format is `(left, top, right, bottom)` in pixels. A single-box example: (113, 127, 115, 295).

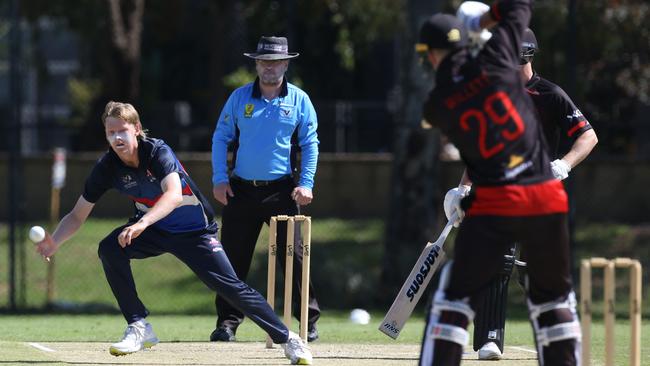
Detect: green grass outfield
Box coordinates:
(0, 312, 648, 365)
(1, 218, 649, 364)
(1, 218, 386, 312)
(2, 218, 649, 314)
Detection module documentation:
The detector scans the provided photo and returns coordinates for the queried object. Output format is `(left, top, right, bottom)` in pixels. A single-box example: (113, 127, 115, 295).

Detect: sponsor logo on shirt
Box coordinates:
(281, 107, 293, 117)
(244, 104, 255, 118)
(145, 170, 157, 183)
(504, 159, 533, 180)
(567, 109, 583, 120)
(507, 154, 524, 169)
(121, 174, 137, 189)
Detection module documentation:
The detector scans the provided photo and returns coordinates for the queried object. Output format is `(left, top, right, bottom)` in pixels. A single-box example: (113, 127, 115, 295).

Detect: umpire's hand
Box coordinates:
(292, 187, 313, 206)
(213, 183, 234, 205)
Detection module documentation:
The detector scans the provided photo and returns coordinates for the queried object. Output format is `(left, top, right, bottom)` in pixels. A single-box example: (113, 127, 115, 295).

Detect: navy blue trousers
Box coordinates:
(97, 223, 289, 343)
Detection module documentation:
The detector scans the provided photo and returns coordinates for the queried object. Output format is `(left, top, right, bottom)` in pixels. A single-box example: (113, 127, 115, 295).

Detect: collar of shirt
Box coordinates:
(108, 136, 157, 170)
(251, 76, 289, 99)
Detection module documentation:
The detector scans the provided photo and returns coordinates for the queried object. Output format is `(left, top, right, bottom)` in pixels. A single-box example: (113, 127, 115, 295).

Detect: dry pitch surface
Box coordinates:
(11, 341, 539, 365)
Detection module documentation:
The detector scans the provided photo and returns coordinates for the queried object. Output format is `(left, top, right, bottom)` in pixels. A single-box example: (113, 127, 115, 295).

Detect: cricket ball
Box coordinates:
(29, 226, 46, 243)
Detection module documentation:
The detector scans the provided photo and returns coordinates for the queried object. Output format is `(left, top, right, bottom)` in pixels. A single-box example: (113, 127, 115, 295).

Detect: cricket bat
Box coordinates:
(378, 216, 456, 339)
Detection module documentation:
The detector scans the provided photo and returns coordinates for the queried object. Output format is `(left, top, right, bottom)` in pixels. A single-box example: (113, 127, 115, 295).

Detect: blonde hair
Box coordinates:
(102, 101, 147, 139)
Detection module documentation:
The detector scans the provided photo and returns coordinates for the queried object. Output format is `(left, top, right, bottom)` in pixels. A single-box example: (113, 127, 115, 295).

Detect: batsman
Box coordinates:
(415, 0, 582, 365)
(470, 26, 598, 360)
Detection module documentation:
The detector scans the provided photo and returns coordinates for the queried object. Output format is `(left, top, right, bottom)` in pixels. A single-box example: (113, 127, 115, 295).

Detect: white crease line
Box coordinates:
(28, 342, 56, 353)
(508, 345, 537, 354)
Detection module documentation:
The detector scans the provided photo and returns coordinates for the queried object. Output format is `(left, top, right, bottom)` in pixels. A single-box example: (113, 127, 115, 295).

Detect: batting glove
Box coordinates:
(443, 185, 471, 228)
(550, 159, 571, 180)
(457, 1, 492, 48)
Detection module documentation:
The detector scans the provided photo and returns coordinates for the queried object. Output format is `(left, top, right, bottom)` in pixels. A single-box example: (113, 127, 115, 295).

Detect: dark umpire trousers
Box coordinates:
(97, 222, 289, 343)
(215, 176, 321, 332)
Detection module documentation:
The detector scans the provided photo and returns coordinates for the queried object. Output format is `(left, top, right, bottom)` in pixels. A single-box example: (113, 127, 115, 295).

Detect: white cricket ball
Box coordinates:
(29, 226, 46, 243)
(349, 308, 371, 325)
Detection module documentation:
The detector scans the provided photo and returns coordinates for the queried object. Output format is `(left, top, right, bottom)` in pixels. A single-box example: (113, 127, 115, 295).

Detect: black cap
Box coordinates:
(244, 36, 299, 60)
(520, 28, 537, 64)
(416, 14, 467, 53)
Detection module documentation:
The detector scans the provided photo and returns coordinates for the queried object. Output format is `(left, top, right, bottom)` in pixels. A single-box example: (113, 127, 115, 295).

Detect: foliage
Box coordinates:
(222, 66, 256, 92)
(66, 78, 102, 127)
(527, 0, 650, 157)
(322, 0, 406, 71)
(577, 1, 650, 156)
(9, 0, 650, 155)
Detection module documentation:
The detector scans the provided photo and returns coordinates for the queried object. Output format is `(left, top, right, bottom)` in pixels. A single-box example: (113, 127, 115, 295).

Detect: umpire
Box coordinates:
(210, 36, 321, 342)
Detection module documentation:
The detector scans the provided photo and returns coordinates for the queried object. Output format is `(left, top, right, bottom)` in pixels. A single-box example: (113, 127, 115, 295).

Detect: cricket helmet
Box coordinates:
(520, 28, 537, 65)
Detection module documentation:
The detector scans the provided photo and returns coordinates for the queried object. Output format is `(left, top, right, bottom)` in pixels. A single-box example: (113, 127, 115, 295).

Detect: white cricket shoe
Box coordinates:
(478, 341, 503, 360)
(281, 331, 313, 365)
(109, 319, 159, 356)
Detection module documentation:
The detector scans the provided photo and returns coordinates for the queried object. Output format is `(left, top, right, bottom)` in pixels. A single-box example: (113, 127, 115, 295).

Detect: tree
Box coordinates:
(106, 0, 145, 101)
(380, 0, 443, 305)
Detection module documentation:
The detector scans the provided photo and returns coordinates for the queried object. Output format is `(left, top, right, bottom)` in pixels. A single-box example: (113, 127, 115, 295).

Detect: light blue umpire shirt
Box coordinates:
(212, 77, 319, 189)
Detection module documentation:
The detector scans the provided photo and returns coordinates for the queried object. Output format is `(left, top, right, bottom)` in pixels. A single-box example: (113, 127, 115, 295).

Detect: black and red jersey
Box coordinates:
(423, 0, 567, 216)
(526, 73, 593, 159)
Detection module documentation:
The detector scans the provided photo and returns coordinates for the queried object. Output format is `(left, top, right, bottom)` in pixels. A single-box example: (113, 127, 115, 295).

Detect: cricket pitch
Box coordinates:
(6, 341, 540, 365)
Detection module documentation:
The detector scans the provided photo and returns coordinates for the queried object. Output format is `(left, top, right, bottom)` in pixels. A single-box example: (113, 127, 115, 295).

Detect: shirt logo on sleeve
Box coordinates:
(244, 104, 255, 118)
(567, 109, 584, 120)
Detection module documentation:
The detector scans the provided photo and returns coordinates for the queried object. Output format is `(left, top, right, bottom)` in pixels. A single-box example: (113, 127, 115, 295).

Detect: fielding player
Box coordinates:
(34, 101, 312, 365)
(416, 1, 582, 365)
(472, 27, 598, 360)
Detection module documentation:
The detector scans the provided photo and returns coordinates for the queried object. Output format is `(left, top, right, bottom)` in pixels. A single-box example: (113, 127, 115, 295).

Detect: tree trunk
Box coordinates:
(106, 0, 145, 101)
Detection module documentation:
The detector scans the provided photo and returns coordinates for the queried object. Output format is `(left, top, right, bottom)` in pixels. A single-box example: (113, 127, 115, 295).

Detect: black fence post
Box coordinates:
(8, 0, 24, 311)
